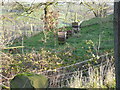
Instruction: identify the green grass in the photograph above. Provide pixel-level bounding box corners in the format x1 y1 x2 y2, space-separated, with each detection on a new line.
12 15 114 61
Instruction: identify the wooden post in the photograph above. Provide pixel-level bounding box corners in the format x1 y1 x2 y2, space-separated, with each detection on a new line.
72 22 79 33
31 24 33 36
58 31 67 45
114 1 120 89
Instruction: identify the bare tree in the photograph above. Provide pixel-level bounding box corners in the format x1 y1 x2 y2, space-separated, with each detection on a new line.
82 1 109 17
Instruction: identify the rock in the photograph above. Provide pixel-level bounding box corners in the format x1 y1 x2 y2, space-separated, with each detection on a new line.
10 73 48 89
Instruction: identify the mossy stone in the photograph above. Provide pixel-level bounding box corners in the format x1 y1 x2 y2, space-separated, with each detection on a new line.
10 73 48 89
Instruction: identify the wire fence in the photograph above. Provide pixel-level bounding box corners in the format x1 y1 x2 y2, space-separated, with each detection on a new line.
47 53 115 88
0 52 114 88
39 53 113 75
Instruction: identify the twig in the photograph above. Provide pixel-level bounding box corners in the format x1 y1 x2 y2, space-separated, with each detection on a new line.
0 83 10 89
0 74 13 80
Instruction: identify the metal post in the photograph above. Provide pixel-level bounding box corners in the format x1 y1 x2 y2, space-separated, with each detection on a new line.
114 1 120 89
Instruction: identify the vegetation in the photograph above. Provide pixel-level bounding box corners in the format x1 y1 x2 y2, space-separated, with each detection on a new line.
12 15 114 60
68 57 115 88
1 1 115 89
82 1 109 17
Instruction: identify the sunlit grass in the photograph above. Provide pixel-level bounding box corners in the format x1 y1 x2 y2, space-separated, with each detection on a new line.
12 15 114 62
67 56 115 88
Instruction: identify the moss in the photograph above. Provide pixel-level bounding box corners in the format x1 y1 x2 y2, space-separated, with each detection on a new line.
10 73 48 88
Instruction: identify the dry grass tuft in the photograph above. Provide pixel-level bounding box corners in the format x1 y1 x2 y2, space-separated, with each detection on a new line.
67 56 115 88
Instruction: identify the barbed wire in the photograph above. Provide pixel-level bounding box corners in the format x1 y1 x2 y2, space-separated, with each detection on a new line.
51 60 113 77
0 53 114 88
39 52 113 74
50 59 115 84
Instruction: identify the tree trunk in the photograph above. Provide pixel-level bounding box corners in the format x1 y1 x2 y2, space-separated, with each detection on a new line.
44 6 49 30
114 1 120 89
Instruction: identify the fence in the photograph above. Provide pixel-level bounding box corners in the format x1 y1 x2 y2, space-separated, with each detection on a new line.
45 53 114 88
39 53 113 74
0 52 114 88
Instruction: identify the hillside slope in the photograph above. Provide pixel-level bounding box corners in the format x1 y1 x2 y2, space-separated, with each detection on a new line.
13 15 114 62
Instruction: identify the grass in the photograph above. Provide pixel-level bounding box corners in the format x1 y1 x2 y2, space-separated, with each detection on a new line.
12 15 114 62
67 56 115 88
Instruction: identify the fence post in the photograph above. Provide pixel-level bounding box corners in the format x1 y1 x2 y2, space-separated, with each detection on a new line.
114 1 120 89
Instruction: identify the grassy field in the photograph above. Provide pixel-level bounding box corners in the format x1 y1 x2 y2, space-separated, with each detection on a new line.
11 15 114 63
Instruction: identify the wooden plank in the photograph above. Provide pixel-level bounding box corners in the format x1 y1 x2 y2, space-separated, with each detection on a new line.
2 46 24 50
114 1 120 89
